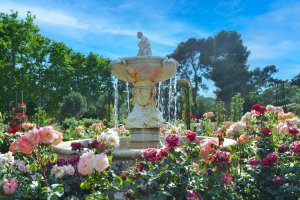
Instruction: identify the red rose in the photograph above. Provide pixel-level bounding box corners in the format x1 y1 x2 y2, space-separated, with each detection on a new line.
273 176 283 186
288 127 299 137
67 155 79 166
165 134 180 148
252 104 266 115
261 128 271 137
212 150 230 163
156 147 169 160
278 144 288 153
142 148 158 162
262 152 279 168
249 157 261 168
289 141 300 155
186 131 198 142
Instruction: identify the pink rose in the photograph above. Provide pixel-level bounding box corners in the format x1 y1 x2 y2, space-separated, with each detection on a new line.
52 131 63 145
221 173 234 187
238 134 250 144
25 128 40 145
142 148 158 162
165 134 180 148
289 141 300 155
39 126 56 144
93 153 109 172
3 180 18 195
77 157 94 175
186 131 198 142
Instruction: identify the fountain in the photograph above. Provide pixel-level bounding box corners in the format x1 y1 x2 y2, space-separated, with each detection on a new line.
110 32 179 149
54 32 237 163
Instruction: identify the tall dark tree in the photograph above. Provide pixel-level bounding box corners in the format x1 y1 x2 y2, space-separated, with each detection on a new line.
169 38 210 117
291 73 300 86
249 65 278 91
208 30 250 106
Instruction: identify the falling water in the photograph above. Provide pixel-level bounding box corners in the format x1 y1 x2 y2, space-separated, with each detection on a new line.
157 82 162 109
168 78 173 122
174 75 177 121
126 82 130 113
114 78 118 127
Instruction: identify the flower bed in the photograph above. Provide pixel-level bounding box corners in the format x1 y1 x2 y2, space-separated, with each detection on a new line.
0 104 299 199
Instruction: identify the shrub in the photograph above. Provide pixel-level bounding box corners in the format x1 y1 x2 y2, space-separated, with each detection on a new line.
62 117 80 130
60 92 87 119
286 103 300 116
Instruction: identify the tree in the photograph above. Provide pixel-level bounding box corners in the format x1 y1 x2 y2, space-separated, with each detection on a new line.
169 38 210 117
208 30 250 106
291 73 300 86
60 92 87 119
249 65 278 92
0 11 41 111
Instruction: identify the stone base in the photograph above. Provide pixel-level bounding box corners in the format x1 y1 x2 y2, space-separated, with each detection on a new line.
129 128 161 149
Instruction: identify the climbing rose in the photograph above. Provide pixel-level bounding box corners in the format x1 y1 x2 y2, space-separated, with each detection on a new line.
249 157 261 168
3 180 18 195
142 148 158 162
262 152 279 168
186 131 198 142
289 141 300 155
186 191 204 200
165 134 180 148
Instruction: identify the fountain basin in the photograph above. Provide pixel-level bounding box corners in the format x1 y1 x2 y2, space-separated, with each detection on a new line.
110 56 178 84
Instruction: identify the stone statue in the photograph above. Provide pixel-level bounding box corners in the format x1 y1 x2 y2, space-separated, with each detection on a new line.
137 32 152 56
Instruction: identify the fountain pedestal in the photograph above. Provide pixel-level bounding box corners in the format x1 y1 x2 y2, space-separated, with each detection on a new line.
110 56 179 150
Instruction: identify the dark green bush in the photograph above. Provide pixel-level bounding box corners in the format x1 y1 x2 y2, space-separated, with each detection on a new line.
60 92 87 119
286 103 300 116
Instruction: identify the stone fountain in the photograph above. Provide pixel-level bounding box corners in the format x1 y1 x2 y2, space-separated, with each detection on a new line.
53 32 237 162
110 32 179 150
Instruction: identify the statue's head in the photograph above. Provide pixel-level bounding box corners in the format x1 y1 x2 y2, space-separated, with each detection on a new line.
137 32 143 39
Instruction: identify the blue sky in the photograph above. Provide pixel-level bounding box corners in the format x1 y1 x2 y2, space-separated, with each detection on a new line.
1 0 299 96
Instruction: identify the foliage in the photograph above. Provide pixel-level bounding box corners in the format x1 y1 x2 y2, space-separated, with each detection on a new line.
215 101 226 125
32 107 53 127
230 93 245 122
60 92 87 119
286 103 300 116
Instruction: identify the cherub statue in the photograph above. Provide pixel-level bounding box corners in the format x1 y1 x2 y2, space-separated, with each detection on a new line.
137 32 152 56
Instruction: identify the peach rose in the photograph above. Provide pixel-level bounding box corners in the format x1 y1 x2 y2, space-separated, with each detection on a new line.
18 135 35 154
25 128 40 145
39 126 57 144
52 131 63 146
9 140 19 153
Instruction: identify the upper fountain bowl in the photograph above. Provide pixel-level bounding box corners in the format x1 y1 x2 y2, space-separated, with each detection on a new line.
110 56 179 84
